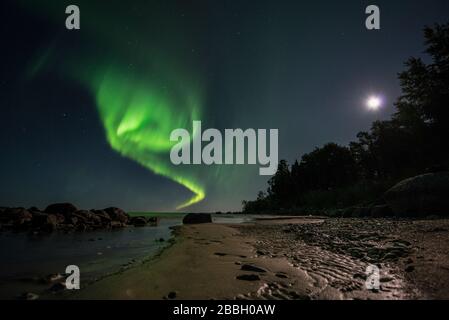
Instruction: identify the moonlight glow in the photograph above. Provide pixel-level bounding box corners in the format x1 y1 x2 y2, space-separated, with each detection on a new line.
366 96 382 111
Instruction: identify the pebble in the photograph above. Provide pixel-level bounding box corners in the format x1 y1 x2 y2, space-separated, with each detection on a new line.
240 264 267 273
236 274 261 281
19 292 39 300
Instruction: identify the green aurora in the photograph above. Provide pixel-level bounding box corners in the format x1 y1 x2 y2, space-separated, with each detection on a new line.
93 67 205 209
22 1 208 209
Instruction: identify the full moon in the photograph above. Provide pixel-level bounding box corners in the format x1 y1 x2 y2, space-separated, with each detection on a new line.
366 96 382 111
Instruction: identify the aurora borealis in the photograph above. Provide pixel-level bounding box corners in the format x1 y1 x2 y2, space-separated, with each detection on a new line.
18 0 210 209
93 67 205 209
1 0 449 212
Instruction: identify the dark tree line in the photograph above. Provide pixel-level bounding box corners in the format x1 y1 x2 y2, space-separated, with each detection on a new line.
243 23 449 214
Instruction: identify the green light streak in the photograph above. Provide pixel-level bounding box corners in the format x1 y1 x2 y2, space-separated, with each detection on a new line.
93 68 205 210
20 0 208 210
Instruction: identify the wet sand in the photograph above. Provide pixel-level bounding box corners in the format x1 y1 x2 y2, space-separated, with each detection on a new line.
70 217 449 300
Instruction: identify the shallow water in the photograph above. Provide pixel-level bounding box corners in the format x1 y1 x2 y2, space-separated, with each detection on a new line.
0 217 180 297
0 213 256 298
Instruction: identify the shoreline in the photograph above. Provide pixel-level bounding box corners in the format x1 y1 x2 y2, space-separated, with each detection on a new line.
68 217 449 300
71 223 281 300
2 216 448 300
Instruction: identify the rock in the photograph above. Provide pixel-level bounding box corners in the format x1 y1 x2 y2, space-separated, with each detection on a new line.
167 291 177 299
104 207 129 223
65 216 79 226
240 264 267 273
90 214 102 227
148 217 159 226
93 210 112 224
41 221 57 233
275 273 289 279
74 210 93 220
353 273 367 281
130 216 148 227
76 223 88 232
32 213 58 232
236 274 261 281
6 208 33 230
370 205 394 218
44 273 65 283
384 172 449 217
110 221 125 229
1 207 32 223
72 213 88 224
182 213 212 224
214 252 227 256
44 203 78 215
0 205 153 233
380 276 394 283
19 292 39 300
55 214 66 224
49 282 66 292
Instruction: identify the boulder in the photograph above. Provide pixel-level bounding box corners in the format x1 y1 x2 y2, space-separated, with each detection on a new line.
130 216 148 227
76 223 88 232
148 217 159 226
384 172 449 217
104 207 129 223
0 208 32 223
49 282 66 292
72 211 91 225
182 213 212 224
32 213 58 232
90 214 102 227
110 221 125 229
74 210 92 219
54 214 66 224
12 211 33 230
65 216 79 226
93 210 112 224
44 203 78 215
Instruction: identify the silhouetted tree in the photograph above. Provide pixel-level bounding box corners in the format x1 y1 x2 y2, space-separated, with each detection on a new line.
350 120 418 180
298 143 358 191
394 23 449 170
243 23 449 214
267 160 293 209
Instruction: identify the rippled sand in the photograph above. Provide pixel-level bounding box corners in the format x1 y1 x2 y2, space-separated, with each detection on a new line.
69 217 449 300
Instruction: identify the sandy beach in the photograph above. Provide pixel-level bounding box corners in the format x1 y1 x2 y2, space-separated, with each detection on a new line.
70 217 449 300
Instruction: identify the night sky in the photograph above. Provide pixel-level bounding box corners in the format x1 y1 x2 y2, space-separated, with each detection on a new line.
1 0 448 212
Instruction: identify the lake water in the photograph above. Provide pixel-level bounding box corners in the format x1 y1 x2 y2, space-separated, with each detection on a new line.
0 213 255 299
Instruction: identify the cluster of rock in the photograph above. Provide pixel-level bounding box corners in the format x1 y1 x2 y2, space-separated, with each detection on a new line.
328 172 449 218
0 203 157 233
